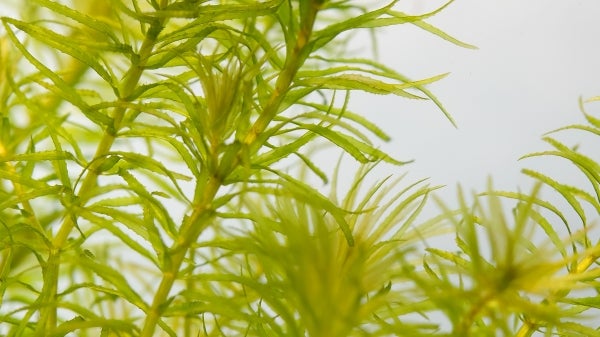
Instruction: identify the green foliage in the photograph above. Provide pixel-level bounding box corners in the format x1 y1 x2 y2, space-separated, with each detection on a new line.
0 1 598 336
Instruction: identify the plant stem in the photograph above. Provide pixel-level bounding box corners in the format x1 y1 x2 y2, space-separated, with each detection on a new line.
140 174 221 337
33 17 166 335
139 3 323 335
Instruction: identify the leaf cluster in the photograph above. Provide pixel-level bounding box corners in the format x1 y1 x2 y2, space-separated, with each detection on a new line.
0 1 598 337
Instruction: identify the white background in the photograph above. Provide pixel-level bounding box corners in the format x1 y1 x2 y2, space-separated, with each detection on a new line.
353 0 600 204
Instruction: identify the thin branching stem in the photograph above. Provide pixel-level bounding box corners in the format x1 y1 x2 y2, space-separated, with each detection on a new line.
139 3 324 335
33 15 168 335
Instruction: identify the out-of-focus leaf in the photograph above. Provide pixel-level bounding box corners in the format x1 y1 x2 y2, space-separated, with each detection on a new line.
50 317 138 337
0 151 76 164
4 18 114 85
483 191 572 234
148 0 282 19
522 169 587 225
266 168 354 246
0 186 63 210
2 21 111 127
296 73 448 99
556 321 600 337
75 249 149 312
33 0 121 43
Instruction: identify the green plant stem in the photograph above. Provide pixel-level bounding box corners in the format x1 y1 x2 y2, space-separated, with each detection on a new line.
140 174 221 337
242 0 319 149
139 3 323 336
32 17 166 336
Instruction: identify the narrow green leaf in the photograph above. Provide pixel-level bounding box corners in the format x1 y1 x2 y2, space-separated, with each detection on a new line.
343 133 409 166
545 124 600 138
33 0 120 43
142 201 168 269
87 196 142 208
302 104 391 141
0 170 49 190
426 248 471 270
296 73 442 99
51 317 138 337
557 322 600 337
75 245 150 312
410 20 477 49
483 190 573 236
80 208 159 268
311 2 397 50
523 137 600 202
312 56 457 127
561 297 600 309
149 0 282 19
0 186 63 210
110 150 191 200
0 150 76 163
266 168 354 246
147 25 219 69
253 131 317 168
294 123 368 162
2 20 109 126
4 18 114 85
95 155 122 173
580 96 600 128
528 208 568 259
117 168 178 236
120 127 201 178
522 169 587 225
294 151 328 184
281 110 376 144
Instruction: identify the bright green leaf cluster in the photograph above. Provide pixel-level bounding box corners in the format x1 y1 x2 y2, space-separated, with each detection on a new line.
1 1 599 337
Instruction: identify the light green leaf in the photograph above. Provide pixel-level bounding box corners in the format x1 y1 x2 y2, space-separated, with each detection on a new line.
409 20 477 49
75 228 156 308
311 1 397 50
110 151 191 196
51 318 137 337
265 168 354 246
528 208 568 259
312 56 457 127
426 248 471 270
148 0 282 19
557 322 600 337
80 208 160 268
343 133 409 166
0 170 49 190
580 96 600 128
294 151 329 184
302 103 391 141
522 169 587 225
117 168 178 237
0 186 63 210
4 18 114 85
545 124 600 138
522 137 600 201
483 190 573 236
2 20 110 127
0 150 75 164
33 0 120 43
120 127 201 178
296 73 441 99
561 297 600 309
253 131 317 168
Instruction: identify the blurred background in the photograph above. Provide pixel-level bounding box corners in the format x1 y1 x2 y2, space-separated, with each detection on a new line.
350 0 600 204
